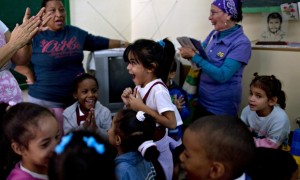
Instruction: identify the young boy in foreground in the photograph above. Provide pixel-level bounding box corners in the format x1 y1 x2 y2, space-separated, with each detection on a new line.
180 115 256 180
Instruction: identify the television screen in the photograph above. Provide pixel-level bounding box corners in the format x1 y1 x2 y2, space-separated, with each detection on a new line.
108 56 134 103
88 48 135 114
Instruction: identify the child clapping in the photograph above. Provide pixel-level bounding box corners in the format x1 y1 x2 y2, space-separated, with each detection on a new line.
63 73 112 140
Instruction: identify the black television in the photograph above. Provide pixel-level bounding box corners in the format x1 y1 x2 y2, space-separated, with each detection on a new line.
86 48 135 114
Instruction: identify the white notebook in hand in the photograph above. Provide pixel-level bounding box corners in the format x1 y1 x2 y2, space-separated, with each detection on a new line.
177 36 208 70
177 36 208 60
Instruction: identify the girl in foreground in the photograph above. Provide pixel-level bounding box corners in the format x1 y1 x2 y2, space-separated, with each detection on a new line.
0 102 59 180
108 109 165 180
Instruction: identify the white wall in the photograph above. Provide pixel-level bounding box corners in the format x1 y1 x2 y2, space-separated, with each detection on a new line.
70 0 300 129
70 0 300 44
70 0 131 41
131 0 211 43
70 0 212 48
70 0 131 68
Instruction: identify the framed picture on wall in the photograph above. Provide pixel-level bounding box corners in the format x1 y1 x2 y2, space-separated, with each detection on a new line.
259 12 288 42
280 3 299 20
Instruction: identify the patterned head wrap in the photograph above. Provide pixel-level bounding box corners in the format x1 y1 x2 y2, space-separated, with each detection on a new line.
212 0 238 19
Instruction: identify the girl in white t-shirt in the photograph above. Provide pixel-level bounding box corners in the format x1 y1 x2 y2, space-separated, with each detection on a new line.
121 38 179 180
241 73 290 149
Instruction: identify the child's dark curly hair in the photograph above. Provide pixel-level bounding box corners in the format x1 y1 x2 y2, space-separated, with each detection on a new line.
250 72 286 109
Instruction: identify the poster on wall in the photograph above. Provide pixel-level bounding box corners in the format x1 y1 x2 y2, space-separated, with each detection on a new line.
259 12 288 42
280 3 299 20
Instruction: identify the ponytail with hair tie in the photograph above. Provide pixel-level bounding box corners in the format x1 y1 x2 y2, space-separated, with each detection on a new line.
157 40 165 48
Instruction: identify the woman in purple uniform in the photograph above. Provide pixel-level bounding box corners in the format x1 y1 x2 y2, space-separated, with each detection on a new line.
179 0 251 119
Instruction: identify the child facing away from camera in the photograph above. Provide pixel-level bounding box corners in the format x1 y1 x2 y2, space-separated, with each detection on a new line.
246 147 298 180
240 73 290 149
180 115 256 180
0 102 60 180
121 38 180 180
108 109 166 180
63 73 112 140
48 130 116 180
